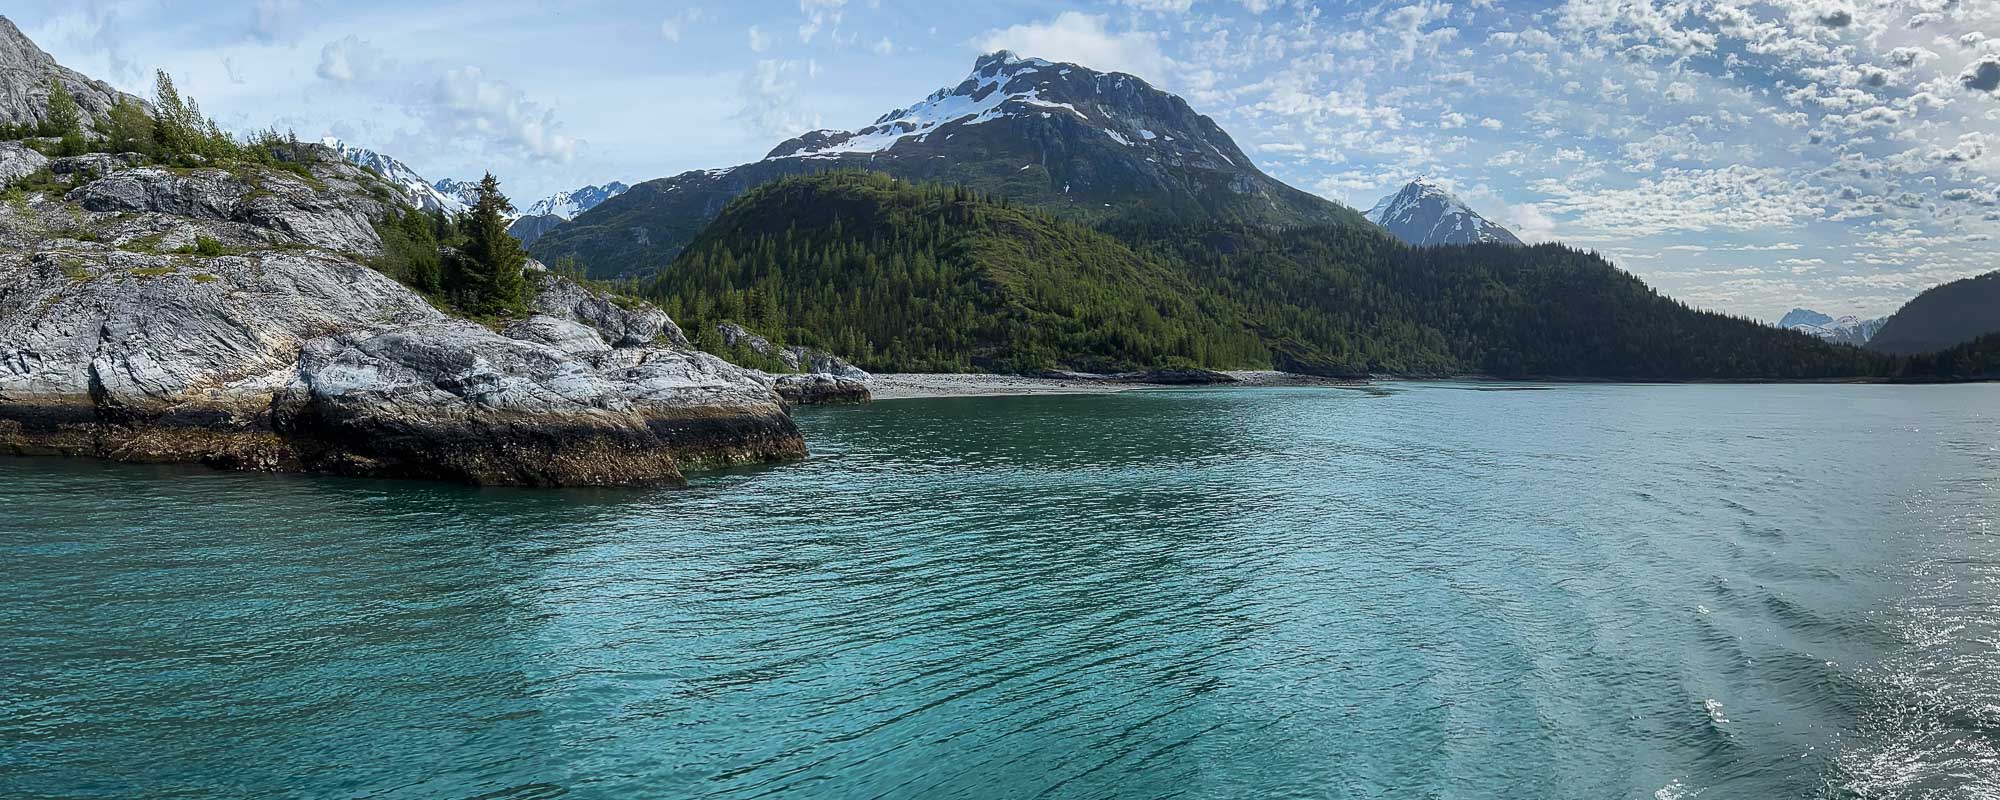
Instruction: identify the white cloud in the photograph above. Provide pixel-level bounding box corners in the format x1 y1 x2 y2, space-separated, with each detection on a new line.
737 59 821 139
1119 0 1196 12
425 67 580 163
976 12 1169 80
749 25 773 53
660 10 703 44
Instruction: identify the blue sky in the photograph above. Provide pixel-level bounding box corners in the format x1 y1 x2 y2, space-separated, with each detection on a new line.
14 0 2000 321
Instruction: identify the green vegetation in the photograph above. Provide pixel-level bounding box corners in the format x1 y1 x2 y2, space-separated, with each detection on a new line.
643 171 1906 380
648 172 1264 373
1867 270 2000 356
44 80 87 156
3 71 317 188
371 175 532 318
454 174 530 316
182 235 228 257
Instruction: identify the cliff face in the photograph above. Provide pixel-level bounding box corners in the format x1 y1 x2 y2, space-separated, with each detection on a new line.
0 144 804 487
0 17 142 129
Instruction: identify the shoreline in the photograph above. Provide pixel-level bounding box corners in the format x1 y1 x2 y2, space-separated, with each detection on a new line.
865 371 1363 401
861 371 2000 401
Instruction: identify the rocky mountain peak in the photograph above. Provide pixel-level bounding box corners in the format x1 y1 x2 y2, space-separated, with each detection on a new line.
0 15 143 129
762 51 1251 174
1366 178 1523 247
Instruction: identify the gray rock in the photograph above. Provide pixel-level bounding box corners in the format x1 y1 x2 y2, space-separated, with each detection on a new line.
0 16 144 130
716 321 797 370
48 152 146 177
716 321 871 380
0 140 46 186
503 314 613 355
529 271 687 347
276 322 800 485
791 347 871 380
68 166 383 254
773 373 871 405
0 155 805 487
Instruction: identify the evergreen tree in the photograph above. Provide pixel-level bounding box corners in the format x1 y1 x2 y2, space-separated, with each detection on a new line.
43 79 82 137
43 79 86 155
105 97 154 157
461 172 529 315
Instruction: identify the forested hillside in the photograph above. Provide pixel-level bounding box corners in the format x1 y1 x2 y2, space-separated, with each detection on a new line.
1867 271 2000 356
643 172 1901 380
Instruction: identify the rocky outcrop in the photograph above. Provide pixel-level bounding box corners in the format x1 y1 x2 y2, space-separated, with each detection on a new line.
530 271 687 347
1 147 804 487
69 165 386 254
772 374 871 405
716 321 871 380
0 140 46 184
275 323 801 486
0 16 143 130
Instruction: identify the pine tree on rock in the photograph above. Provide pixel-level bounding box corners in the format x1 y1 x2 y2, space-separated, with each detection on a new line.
461 172 529 316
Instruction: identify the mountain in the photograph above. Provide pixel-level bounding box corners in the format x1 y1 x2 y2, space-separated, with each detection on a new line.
1778 308 1884 346
532 51 1371 278
525 182 629 218
510 182 629 246
322 138 469 215
0 16 141 130
317 138 627 246
1868 271 2000 355
431 177 481 209
1365 178 1523 246
642 171 1892 380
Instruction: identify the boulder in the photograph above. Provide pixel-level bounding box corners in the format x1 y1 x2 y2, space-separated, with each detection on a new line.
0 140 46 186
773 373 872 405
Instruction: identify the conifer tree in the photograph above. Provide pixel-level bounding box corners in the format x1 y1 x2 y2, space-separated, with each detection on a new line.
43 79 82 137
105 98 154 156
462 172 528 315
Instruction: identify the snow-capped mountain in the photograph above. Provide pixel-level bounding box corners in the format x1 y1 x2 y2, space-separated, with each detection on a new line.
1779 308 1884 346
430 177 482 211
531 50 1367 277
1366 178 1523 246
319 138 627 246
321 138 469 215
524 183 629 220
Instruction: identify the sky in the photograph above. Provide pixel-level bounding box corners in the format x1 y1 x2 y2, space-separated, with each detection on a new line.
14 0 2000 321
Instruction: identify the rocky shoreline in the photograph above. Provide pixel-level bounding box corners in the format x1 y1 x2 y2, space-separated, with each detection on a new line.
0 142 812 487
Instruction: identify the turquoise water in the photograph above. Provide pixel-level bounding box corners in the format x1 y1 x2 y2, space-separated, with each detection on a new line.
3 383 1998 799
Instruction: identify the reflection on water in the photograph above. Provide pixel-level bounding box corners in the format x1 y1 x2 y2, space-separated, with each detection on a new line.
2 383 1997 799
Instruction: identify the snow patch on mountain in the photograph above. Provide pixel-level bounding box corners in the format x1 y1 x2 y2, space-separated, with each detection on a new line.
524 183 630 221
323 138 468 215
1780 308 1884 346
765 51 1138 161
1366 178 1523 247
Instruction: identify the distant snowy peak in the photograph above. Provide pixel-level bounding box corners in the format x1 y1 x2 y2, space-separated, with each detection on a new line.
321 137 468 215
1366 178 1522 247
761 50 1243 171
524 182 630 220
1781 308 1884 346
430 177 482 210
